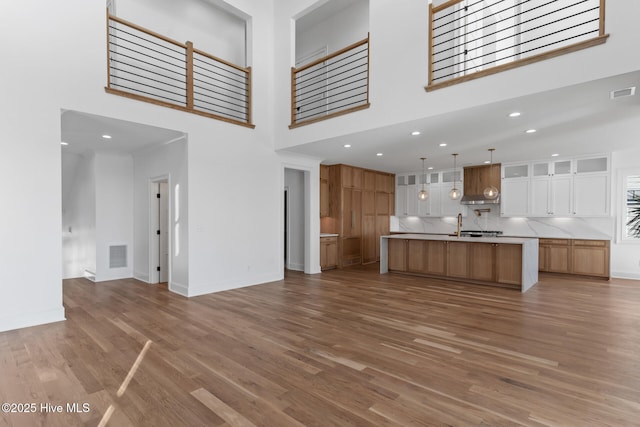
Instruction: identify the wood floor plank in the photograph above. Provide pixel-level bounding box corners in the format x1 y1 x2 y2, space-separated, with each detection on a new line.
1 266 639 426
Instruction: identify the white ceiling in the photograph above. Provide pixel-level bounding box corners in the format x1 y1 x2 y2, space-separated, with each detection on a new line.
60 70 640 175
61 110 185 155
280 70 640 174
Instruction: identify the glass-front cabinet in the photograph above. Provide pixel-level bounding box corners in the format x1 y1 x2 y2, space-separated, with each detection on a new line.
501 155 610 217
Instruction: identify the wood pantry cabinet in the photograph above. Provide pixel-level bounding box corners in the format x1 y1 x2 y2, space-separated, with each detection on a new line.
538 238 610 278
321 164 395 268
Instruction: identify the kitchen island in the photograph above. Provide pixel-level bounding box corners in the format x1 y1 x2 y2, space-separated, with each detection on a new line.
380 234 539 292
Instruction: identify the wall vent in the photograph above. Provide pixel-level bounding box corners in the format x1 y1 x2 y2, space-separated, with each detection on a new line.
610 86 636 99
109 245 127 268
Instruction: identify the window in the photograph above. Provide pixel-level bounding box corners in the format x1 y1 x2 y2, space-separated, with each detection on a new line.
625 174 640 240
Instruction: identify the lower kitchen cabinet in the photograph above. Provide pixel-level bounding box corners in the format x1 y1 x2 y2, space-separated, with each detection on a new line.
572 240 610 278
320 236 337 270
539 238 609 278
388 239 407 271
495 244 523 285
539 239 572 274
446 241 470 279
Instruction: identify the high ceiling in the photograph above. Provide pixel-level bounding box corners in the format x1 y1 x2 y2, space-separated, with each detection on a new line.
60 70 640 175
280 70 640 174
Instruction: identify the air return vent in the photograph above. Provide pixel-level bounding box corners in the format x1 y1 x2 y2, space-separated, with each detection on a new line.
109 245 127 268
610 86 636 99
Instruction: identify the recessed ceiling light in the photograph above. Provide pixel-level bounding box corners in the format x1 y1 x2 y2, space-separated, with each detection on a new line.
551 153 559 157
61 141 69 146
525 129 537 134
102 134 112 139
509 112 521 117
376 153 383 157
484 160 491 164
343 144 351 148
427 167 434 170
439 143 447 147
411 131 421 136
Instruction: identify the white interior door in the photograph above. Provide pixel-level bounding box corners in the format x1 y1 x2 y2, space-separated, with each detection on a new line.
159 181 169 282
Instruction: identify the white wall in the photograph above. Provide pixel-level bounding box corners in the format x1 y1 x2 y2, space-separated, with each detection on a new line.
133 139 189 294
62 152 97 279
284 168 305 271
115 0 247 66
94 153 134 281
296 0 369 60
0 0 288 330
274 0 640 151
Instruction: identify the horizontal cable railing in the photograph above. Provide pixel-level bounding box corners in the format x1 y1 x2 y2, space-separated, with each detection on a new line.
106 13 253 128
427 0 608 91
290 35 370 128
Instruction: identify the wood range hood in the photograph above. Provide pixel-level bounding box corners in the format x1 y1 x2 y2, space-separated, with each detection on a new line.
461 164 502 205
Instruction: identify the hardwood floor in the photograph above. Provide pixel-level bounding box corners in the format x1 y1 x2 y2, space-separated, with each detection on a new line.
1 265 639 426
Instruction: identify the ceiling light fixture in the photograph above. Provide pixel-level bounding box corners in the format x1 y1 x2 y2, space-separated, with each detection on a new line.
61 141 69 146
439 143 447 147
102 134 112 139
483 148 499 200
525 129 537 134
551 153 559 157
376 153 383 157
449 153 461 200
418 157 428 201
411 131 421 136
343 144 351 148
509 112 521 117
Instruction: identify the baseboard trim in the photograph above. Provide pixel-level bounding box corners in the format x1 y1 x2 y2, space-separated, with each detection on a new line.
169 281 189 297
611 271 640 280
0 307 66 333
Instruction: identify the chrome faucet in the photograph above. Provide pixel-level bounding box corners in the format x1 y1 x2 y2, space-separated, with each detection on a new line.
456 213 462 238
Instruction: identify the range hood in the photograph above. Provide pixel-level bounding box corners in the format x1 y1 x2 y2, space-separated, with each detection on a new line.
460 194 501 205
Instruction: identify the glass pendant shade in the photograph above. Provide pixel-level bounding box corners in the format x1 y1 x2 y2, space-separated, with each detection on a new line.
417 157 428 200
449 153 460 200
483 148 499 200
483 185 499 199
449 187 461 200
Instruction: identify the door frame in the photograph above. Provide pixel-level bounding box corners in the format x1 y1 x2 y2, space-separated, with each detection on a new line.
149 175 172 284
281 157 321 274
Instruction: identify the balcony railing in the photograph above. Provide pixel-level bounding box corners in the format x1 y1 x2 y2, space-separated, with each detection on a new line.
290 35 370 128
427 0 608 91
106 13 253 128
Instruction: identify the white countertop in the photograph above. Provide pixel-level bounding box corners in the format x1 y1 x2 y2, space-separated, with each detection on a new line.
383 234 537 245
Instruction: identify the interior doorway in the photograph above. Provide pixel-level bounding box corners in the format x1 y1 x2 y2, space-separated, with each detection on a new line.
150 178 170 284
284 169 305 271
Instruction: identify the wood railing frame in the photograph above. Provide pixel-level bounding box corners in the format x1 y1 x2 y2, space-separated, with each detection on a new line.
426 0 609 92
290 34 370 129
105 12 254 128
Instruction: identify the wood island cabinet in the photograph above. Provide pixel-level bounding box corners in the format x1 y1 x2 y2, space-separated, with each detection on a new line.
383 236 538 291
446 241 470 279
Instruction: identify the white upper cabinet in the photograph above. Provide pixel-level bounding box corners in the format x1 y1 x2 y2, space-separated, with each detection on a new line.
501 164 530 216
501 155 610 218
395 170 466 217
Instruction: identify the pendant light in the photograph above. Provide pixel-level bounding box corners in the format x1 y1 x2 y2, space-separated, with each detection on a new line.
418 157 428 201
449 153 461 200
483 148 499 200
